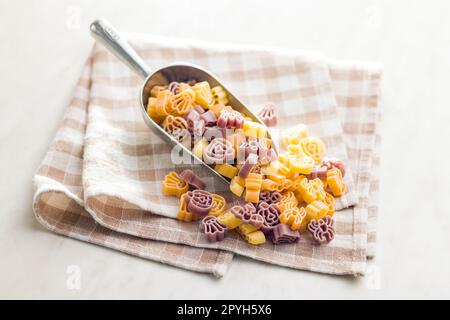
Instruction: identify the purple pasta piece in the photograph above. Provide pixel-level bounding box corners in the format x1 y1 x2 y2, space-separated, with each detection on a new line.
185 108 206 138
307 158 346 179
247 140 260 157
270 191 282 204
270 223 300 244
259 191 272 204
307 216 335 244
179 169 206 190
185 190 213 216
322 158 346 177
258 191 282 205
185 108 200 125
217 110 244 129
256 201 280 234
200 110 217 126
258 145 268 162
249 214 265 227
203 138 235 165
203 127 232 141
187 79 197 87
238 153 258 178
306 165 328 180
238 139 258 161
230 202 263 227
216 113 227 128
238 139 271 163
308 166 327 180
193 105 205 114
168 81 180 95
193 119 206 137
258 102 277 127
201 215 227 242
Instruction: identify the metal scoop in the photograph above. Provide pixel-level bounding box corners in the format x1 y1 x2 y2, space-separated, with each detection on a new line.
90 18 277 185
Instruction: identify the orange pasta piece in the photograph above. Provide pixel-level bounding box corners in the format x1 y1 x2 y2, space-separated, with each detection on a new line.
162 171 189 198
326 168 346 197
177 193 197 222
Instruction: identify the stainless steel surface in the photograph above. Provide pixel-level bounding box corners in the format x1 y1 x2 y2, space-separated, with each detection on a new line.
89 18 277 186
90 19 150 79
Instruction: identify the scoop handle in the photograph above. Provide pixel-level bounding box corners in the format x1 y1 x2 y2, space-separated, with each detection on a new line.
90 19 150 79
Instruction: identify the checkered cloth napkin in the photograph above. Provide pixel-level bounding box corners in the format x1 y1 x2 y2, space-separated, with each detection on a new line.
33 34 382 277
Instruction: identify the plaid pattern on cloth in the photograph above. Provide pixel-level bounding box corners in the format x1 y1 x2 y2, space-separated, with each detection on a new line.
33 34 382 277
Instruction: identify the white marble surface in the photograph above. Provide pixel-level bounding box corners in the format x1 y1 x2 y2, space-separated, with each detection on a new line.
1 0 450 299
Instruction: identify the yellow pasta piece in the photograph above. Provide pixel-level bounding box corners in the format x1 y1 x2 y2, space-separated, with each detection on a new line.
282 124 309 147
178 82 191 92
172 88 195 116
215 163 238 179
230 176 245 197
286 144 304 157
208 194 227 217
244 189 260 203
279 179 293 191
227 131 246 156
289 175 305 192
300 136 326 163
211 86 229 105
162 171 189 198
305 200 329 221
257 125 267 139
294 190 304 204
146 97 165 123
217 211 242 229
268 161 290 176
245 230 266 245
267 173 286 182
279 205 306 231
323 192 335 217
193 81 213 109
210 103 233 118
277 191 299 213
326 168 346 197
279 150 314 175
242 121 266 139
237 223 259 236
245 173 262 190
193 138 209 160
311 178 326 201
298 177 326 203
177 193 197 222
155 89 174 116
288 155 315 175
150 85 166 98
242 121 259 139
261 179 278 191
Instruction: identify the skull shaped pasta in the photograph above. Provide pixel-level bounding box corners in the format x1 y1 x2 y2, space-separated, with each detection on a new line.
256 201 280 234
185 190 213 216
258 191 282 205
